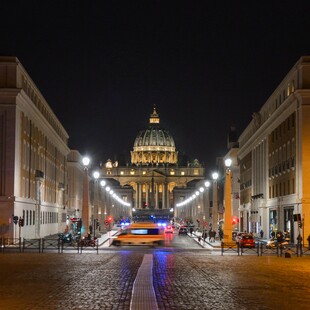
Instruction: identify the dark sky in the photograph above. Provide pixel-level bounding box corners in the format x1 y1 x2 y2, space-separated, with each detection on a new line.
2 1 310 171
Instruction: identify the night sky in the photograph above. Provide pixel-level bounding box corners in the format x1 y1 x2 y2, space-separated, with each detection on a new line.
2 1 310 172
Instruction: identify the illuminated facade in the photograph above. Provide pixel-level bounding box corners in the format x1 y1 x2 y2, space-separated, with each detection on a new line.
0 57 70 239
100 107 205 217
238 56 310 241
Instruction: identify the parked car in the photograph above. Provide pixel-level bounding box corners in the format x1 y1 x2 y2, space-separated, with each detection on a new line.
165 225 174 233
178 227 188 235
237 234 255 248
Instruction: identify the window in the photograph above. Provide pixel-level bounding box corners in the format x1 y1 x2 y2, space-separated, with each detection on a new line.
292 114 295 127
287 83 290 96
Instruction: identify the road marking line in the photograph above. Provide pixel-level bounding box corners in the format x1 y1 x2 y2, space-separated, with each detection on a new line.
130 254 158 310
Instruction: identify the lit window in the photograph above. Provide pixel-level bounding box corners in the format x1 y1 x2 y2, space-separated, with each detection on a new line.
142 171 146 175
130 170 135 175
120 171 124 175
181 171 185 175
287 83 290 96
170 170 175 175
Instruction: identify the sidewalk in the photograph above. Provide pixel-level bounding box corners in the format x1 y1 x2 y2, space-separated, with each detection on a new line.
190 231 271 249
190 231 222 249
96 227 119 247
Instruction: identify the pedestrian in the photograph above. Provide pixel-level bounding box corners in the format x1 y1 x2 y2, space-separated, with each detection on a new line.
219 229 223 241
189 227 193 235
211 230 216 242
203 230 207 242
260 230 264 238
209 229 212 242
297 234 302 244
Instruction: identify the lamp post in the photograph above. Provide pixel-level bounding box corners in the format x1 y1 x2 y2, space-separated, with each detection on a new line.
93 171 100 238
224 158 233 242
198 186 205 228
81 156 90 236
204 180 211 229
100 180 106 230
212 172 219 230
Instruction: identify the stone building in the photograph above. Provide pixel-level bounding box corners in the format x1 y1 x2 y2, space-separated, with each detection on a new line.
238 56 310 241
99 106 205 221
0 57 70 239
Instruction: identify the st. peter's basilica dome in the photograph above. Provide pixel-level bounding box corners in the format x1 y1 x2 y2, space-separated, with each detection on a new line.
131 106 178 165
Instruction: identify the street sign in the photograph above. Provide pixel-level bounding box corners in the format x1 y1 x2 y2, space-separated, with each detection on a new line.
104 220 109 226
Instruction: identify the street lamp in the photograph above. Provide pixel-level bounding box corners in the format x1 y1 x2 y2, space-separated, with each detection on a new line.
93 171 100 237
204 180 211 229
81 156 90 236
224 158 232 242
99 179 106 231
212 172 219 230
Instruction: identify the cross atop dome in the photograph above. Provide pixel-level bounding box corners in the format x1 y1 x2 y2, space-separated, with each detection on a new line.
149 105 160 124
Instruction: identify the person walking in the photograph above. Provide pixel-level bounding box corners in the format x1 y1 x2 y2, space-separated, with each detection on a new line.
210 230 216 242
219 229 223 241
189 227 193 235
203 230 207 242
209 228 212 242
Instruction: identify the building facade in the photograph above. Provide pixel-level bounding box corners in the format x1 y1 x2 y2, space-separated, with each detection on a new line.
238 56 310 241
99 107 205 221
0 57 70 239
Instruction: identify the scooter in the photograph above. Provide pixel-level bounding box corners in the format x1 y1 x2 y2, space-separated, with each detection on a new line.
80 236 97 247
59 233 73 244
266 234 289 249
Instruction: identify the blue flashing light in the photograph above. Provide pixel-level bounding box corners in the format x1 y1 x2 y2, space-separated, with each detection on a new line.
157 222 167 227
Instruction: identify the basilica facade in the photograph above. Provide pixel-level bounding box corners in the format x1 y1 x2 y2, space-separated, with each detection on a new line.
99 107 205 218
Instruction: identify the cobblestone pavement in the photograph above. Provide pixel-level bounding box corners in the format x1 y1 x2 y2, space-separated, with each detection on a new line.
0 250 309 309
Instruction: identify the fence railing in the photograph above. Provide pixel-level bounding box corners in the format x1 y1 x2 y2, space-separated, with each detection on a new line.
221 241 308 257
0 238 22 252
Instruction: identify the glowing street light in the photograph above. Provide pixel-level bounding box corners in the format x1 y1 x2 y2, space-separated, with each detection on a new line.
93 171 100 237
212 172 219 230
224 158 233 242
81 156 90 236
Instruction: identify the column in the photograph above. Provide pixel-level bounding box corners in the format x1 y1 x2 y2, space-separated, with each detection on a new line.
146 184 149 208
138 183 142 209
162 183 166 209
135 182 139 209
155 183 159 209
166 183 170 209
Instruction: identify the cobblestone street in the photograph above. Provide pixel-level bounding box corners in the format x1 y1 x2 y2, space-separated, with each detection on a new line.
0 251 309 309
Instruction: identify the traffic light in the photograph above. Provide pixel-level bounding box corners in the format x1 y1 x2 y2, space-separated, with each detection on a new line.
108 216 113 223
18 217 24 227
13 216 18 224
232 216 239 225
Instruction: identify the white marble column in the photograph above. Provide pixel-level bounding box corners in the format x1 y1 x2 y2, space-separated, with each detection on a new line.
146 184 149 208
138 183 142 209
155 183 159 209
135 183 139 209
